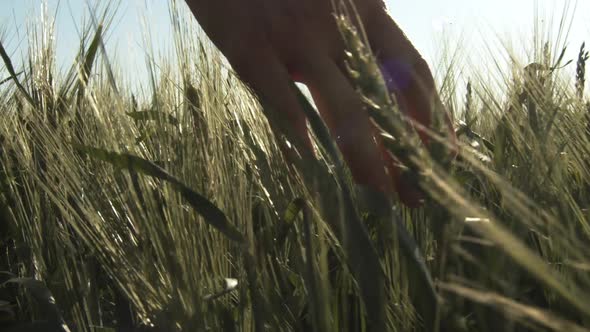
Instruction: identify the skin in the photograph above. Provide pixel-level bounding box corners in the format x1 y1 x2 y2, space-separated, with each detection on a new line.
184 0 451 203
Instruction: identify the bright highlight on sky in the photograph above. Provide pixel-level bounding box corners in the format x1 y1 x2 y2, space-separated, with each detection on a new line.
1 0 589 89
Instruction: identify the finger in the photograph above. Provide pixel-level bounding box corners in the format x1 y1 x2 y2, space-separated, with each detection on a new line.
301 55 392 193
373 122 424 207
228 47 312 156
365 8 456 205
365 8 456 149
365 7 444 144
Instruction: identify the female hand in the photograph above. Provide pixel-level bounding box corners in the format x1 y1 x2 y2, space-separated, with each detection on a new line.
185 0 452 204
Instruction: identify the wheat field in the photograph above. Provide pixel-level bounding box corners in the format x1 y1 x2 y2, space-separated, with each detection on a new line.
1 2 589 332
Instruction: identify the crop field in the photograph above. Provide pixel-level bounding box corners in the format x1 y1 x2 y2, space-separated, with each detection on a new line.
0 2 589 331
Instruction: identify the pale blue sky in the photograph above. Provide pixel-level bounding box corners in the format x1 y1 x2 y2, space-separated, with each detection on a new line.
1 0 589 90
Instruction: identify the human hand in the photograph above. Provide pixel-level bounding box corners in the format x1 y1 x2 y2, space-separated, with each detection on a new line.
185 0 453 205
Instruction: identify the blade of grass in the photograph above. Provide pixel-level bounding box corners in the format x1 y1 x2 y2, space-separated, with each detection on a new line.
74 24 103 103
73 144 245 244
0 41 35 108
294 84 387 331
440 282 590 332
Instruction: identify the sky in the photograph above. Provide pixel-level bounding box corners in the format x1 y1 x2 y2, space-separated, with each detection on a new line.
1 0 589 91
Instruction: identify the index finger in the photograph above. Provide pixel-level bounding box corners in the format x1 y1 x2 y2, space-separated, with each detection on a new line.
300 54 393 193
364 6 442 142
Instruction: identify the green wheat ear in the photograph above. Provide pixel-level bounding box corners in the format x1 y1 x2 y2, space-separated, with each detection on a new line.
576 42 589 100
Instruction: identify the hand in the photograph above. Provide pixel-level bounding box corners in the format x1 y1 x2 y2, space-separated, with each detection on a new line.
185 0 452 204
